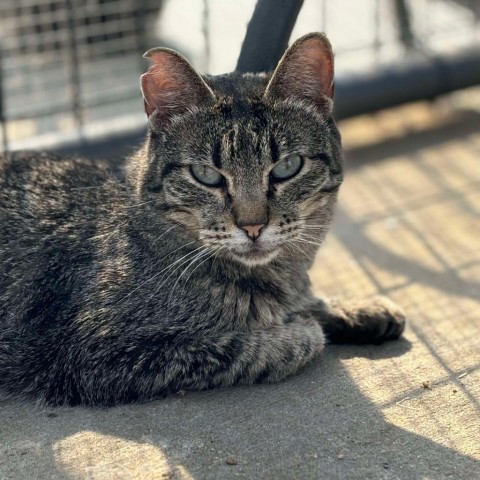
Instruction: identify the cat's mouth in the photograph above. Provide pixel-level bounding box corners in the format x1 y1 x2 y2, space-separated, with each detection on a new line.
229 245 280 266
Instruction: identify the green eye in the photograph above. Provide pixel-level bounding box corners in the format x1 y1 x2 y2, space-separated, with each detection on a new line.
190 164 224 187
271 155 303 181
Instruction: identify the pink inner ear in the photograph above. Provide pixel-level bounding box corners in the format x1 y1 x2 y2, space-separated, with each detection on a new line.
141 49 214 124
266 35 335 107
141 55 190 117
290 38 334 98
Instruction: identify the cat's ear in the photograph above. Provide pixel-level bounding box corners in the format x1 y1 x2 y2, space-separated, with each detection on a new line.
264 33 334 112
141 48 215 128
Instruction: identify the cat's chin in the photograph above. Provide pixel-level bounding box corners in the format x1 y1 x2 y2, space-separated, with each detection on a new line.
229 247 280 267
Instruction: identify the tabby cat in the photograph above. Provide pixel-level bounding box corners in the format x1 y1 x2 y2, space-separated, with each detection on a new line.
0 33 405 406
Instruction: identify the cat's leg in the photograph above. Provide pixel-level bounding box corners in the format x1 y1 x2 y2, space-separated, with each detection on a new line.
36 314 325 405
155 314 325 392
305 297 406 345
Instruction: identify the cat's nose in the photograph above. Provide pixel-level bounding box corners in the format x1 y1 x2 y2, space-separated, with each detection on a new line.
241 224 265 241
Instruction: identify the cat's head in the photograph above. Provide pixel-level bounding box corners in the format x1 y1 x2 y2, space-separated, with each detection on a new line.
136 33 343 267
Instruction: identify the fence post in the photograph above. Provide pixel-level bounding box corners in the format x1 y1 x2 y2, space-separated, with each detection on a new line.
236 0 304 73
64 0 84 144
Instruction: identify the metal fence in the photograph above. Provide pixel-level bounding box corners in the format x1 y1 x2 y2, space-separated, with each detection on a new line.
0 0 162 153
0 0 479 155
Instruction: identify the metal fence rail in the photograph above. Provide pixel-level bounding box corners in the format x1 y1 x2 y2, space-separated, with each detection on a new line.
238 0 480 120
0 0 162 152
0 0 479 155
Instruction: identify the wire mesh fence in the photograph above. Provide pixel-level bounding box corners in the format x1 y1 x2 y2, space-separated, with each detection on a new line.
0 0 479 153
0 0 162 152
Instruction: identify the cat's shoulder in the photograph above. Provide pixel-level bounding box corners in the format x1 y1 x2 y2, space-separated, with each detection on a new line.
1 150 110 175
0 150 121 189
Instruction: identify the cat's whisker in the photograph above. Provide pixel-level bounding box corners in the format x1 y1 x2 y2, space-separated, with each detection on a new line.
177 246 225 299
117 243 202 306
173 244 227 304
298 214 331 223
297 222 330 229
300 224 331 229
296 237 323 248
283 243 296 262
166 247 212 304
125 200 158 209
298 229 325 236
192 247 224 275
297 232 324 242
298 236 326 247
147 245 208 302
298 232 324 241
113 270 164 307
71 185 104 191
154 240 198 266
211 245 226 263
285 240 310 260
151 224 179 246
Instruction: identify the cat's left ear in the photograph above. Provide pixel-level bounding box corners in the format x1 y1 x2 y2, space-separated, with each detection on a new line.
264 33 334 113
141 48 215 128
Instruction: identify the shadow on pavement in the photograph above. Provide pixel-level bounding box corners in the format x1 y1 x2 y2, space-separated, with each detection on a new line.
1 339 478 479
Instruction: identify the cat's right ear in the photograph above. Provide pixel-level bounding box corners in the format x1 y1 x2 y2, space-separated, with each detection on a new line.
141 48 215 128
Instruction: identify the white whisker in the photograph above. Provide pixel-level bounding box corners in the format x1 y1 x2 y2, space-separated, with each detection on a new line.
114 241 199 306
167 248 211 304
296 236 323 247
152 224 179 246
186 246 225 284
283 243 296 262
298 232 323 241
174 247 224 302
125 200 157 209
301 224 331 229
147 245 207 302
286 240 310 259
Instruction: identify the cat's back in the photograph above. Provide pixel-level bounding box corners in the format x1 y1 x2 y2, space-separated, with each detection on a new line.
1 150 117 215
0 151 125 326
0 151 123 236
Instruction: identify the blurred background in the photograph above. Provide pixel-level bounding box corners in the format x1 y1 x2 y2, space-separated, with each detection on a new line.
1 2 479 477
1 0 480 153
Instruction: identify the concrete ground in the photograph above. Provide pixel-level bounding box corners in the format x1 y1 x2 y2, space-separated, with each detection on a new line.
1 100 479 479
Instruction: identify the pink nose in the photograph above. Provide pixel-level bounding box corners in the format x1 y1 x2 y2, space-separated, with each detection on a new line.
241 224 265 241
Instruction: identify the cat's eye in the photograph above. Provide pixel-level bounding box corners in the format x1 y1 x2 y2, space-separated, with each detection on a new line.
190 164 224 187
271 155 303 181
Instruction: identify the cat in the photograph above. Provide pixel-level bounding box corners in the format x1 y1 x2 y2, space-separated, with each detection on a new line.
0 33 405 406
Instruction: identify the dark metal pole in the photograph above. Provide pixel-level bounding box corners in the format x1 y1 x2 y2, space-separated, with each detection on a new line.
135 0 149 58
236 0 304 73
202 0 211 73
393 0 416 49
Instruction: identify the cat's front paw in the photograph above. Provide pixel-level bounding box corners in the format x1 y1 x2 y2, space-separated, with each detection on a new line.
324 296 406 345
359 296 406 342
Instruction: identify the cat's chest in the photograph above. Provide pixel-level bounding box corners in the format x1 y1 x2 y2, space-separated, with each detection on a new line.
216 276 301 330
